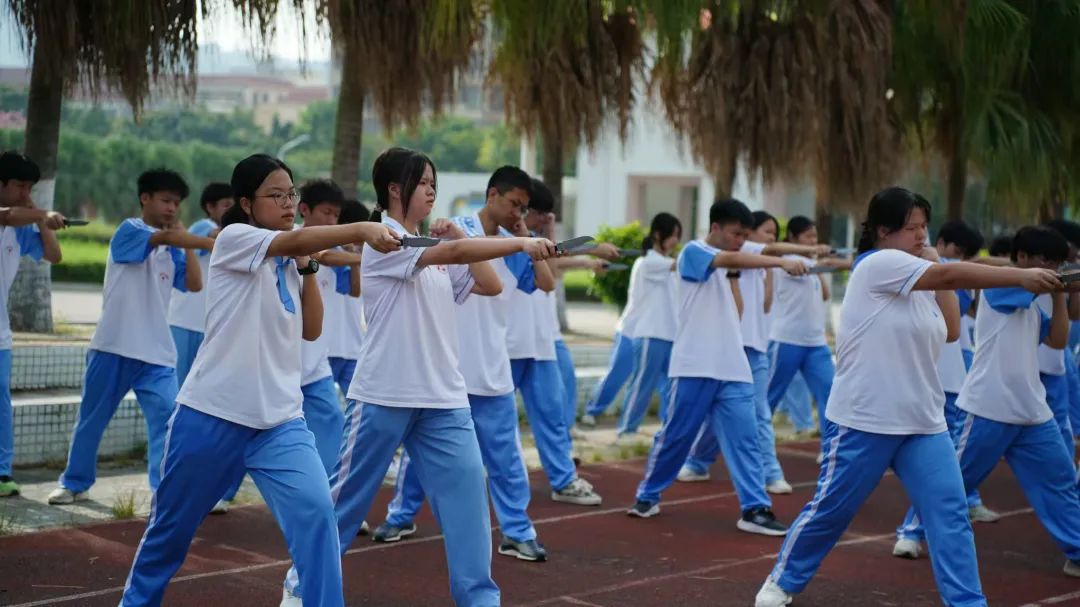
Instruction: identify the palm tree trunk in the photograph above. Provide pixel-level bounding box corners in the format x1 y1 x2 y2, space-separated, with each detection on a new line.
331 39 365 200
946 139 966 221
814 171 832 244
713 152 738 198
10 42 60 333
541 135 564 219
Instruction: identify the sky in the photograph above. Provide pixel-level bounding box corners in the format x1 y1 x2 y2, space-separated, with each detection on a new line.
0 3 332 68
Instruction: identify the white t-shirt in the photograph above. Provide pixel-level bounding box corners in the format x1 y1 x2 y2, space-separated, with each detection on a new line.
0 225 44 350
769 254 827 347
619 250 678 342
347 217 475 408
1036 294 1066 376
506 264 557 361
333 294 366 360
300 261 336 386
451 213 538 395
738 241 770 353
166 218 216 333
90 218 186 368
178 223 304 429
319 252 363 361
958 289 1052 425
825 249 946 435
668 240 752 383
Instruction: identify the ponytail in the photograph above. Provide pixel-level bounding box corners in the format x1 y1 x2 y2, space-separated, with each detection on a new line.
856 220 876 254
644 212 682 253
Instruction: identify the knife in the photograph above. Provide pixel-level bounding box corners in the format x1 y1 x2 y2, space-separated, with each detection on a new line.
398 236 441 248
807 266 840 274
1059 272 1080 285
63 218 90 226
604 263 629 271
555 235 595 254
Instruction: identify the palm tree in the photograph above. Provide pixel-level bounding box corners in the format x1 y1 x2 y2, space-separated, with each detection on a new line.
647 0 897 213
322 0 482 199
488 0 644 216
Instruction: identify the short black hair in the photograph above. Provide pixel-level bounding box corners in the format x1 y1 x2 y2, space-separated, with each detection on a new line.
936 219 984 259
1011 226 1068 264
138 168 189 199
338 200 371 224
199 182 233 214
300 179 345 209
709 198 753 228
529 178 555 214
0 151 40 185
785 216 815 241
1044 219 1080 250
857 187 932 254
487 166 533 198
988 234 1013 257
222 154 293 227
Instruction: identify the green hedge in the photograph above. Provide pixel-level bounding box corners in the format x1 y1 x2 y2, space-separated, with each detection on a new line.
53 235 108 284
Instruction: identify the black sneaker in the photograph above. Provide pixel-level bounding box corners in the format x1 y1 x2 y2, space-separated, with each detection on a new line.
372 522 417 543
627 500 660 518
737 507 788 537
498 537 548 562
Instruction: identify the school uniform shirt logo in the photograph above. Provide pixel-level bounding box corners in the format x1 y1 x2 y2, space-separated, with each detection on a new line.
435 265 448 273
5 246 12 254
159 271 170 282
320 278 330 289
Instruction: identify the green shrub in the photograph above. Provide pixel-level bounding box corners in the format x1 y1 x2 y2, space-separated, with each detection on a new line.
57 221 115 245
53 238 108 284
588 222 648 310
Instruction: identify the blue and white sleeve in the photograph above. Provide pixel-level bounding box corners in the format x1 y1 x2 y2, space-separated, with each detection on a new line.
169 247 188 292
109 219 155 264
983 287 1037 315
678 243 716 283
14 225 44 262
504 251 537 294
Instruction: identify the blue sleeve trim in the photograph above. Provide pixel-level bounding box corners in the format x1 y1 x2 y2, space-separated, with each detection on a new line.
110 219 155 264
333 264 352 294
15 225 43 261
678 242 716 283
505 251 537 294
169 247 188 292
983 287 1037 314
956 289 974 314
851 248 879 271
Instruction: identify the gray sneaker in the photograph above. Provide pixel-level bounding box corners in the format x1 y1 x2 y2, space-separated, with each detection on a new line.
552 477 602 506
968 504 1001 523
372 522 417 543
498 537 548 562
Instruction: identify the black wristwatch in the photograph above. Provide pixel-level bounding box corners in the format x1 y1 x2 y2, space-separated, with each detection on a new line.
726 270 741 279
297 258 320 276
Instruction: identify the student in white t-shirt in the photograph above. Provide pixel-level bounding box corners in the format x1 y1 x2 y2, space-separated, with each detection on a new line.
167 182 233 388
120 154 400 607
0 152 65 499
765 217 851 442
374 166 556 562
1045 220 1080 443
502 181 607 506
940 227 1080 579
49 170 215 506
607 213 681 439
755 187 1062 607
680 210 831 493
282 148 558 607
629 199 806 537
1035 225 1080 458
326 200 370 395
894 220 1000 554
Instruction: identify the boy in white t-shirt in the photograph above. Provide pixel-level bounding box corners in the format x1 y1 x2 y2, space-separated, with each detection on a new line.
326 200 370 395
947 227 1080 577
374 167 555 561
0 152 65 498
167 182 233 387
629 199 806 537
48 170 215 505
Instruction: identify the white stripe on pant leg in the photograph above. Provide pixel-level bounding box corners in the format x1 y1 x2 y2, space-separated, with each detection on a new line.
640 378 679 488
331 402 366 504
121 405 181 601
770 426 849 583
954 412 976 463
619 339 651 430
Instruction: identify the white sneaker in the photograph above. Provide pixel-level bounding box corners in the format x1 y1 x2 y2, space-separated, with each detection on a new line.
676 466 710 482
280 587 302 607
968 504 1001 523
47 487 88 505
209 499 230 515
766 479 793 495
892 537 922 559
1065 559 1080 578
580 414 597 427
754 579 793 607
815 452 824 465
552 477 602 506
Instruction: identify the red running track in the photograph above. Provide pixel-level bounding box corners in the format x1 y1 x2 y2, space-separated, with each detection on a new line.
1 441 1078 606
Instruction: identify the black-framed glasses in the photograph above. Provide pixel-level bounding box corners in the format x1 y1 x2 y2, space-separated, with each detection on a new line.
256 189 301 207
